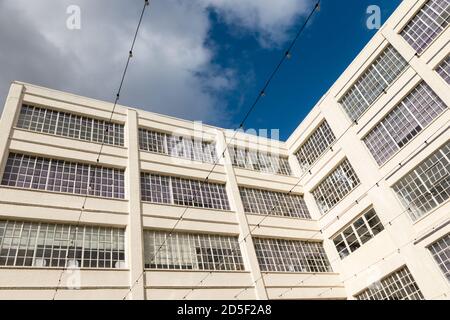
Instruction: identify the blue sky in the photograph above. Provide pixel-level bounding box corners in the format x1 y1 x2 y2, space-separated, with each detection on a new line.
207 0 402 140
0 0 402 141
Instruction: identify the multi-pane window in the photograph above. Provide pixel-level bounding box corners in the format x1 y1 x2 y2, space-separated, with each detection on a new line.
332 209 384 259
363 82 447 165
16 104 124 146
340 45 408 121
143 230 244 271
1 153 125 199
400 0 450 54
393 142 449 221
436 55 450 84
253 238 332 273
295 120 336 173
355 266 424 300
239 187 311 219
428 234 450 282
0 219 125 268
138 128 217 164
229 146 292 176
140 173 230 210
312 159 361 215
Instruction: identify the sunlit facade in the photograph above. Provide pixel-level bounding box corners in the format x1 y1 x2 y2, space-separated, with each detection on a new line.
0 0 448 299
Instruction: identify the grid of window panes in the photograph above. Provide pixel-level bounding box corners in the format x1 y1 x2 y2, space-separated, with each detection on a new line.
339 45 408 121
332 209 384 259
138 128 217 164
392 142 449 221
140 173 230 210
16 104 124 146
436 55 450 84
295 120 336 173
239 187 311 219
428 234 450 282
400 0 450 54
143 230 244 271
363 81 447 166
253 238 332 273
312 159 361 215
228 146 292 176
355 266 424 300
0 219 125 268
1 153 125 199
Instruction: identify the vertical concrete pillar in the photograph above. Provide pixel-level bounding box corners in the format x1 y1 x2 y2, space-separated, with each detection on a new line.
126 108 145 300
408 56 450 106
0 83 23 178
216 130 269 300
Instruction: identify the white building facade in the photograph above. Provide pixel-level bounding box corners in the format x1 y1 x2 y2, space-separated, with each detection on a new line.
0 0 448 300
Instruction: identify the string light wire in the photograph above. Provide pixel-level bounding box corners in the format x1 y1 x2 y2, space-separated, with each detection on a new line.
233 121 448 299
123 0 322 300
52 0 151 300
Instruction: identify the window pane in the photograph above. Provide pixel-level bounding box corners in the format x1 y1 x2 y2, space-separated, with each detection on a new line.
239 187 310 219
138 128 217 164
143 230 244 271
229 146 292 176
364 82 446 166
332 209 384 258
340 45 407 121
15 104 124 147
0 219 125 269
436 55 450 84
295 120 336 173
355 266 424 300
401 0 450 54
393 142 450 221
312 159 360 215
364 209 384 236
343 226 361 252
428 234 450 282
253 238 332 273
140 173 230 211
1 153 125 199
333 234 350 259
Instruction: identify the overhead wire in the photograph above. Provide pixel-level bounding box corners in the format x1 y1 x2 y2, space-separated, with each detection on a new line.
52 0 151 300
123 0 322 300
234 121 448 299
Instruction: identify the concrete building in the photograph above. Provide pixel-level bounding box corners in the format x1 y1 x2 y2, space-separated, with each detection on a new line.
0 0 448 300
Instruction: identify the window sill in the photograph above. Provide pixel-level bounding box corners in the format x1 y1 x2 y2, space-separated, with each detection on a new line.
233 165 294 179
0 185 128 202
141 200 234 213
144 269 249 273
245 212 313 222
261 271 338 275
139 149 220 167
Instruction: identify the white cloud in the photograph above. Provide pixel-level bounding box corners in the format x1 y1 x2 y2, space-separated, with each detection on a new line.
0 0 312 126
201 0 314 46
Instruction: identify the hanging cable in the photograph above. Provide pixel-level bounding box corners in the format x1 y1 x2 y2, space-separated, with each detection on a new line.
123 0 322 300
52 0 150 300
177 20 450 301
294 48 421 184
233 122 448 299
312 216 450 299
